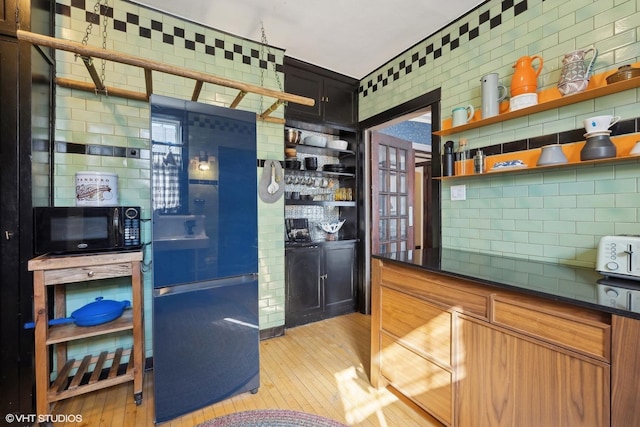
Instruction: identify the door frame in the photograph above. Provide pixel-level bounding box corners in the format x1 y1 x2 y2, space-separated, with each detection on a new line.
357 88 441 314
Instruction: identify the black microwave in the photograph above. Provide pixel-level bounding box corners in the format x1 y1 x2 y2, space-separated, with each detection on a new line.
34 206 142 255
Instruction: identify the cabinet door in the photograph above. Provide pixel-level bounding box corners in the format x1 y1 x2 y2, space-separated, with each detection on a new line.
323 78 357 128
284 65 323 121
0 0 16 35
323 243 356 311
285 246 322 327
457 317 610 427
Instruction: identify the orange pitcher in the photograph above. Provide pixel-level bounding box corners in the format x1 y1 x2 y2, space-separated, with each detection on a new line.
511 55 543 96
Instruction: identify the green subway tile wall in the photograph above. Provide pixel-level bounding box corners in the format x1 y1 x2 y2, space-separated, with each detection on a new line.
54 0 286 360
359 0 640 266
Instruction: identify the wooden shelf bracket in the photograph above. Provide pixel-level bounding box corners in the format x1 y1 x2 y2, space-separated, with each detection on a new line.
17 30 314 124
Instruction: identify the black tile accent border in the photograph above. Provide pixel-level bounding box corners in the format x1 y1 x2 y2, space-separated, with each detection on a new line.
56 2 282 71
52 141 150 159
360 0 530 97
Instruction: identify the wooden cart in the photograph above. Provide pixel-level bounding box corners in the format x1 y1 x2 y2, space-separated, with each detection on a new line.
28 251 144 419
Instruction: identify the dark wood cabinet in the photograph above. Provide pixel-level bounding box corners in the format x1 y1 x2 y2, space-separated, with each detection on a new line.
284 57 358 129
285 245 323 326
0 0 53 417
0 0 17 35
324 242 356 311
285 242 357 327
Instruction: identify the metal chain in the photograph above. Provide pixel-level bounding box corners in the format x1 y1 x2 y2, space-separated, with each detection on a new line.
78 0 109 90
101 0 109 85
260 23 284 92
259 22 286 110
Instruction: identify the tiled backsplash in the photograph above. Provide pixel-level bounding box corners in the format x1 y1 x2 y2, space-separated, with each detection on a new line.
358 0 640 266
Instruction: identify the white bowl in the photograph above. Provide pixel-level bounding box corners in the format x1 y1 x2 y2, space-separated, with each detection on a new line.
629 141 640 156
319 220 345 234
584 115 620 133
327 140 348 150
510 93 538 111
303 135 327 147
537 144 568 166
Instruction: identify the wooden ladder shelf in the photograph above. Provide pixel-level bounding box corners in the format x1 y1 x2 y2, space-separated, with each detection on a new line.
17 30 314 124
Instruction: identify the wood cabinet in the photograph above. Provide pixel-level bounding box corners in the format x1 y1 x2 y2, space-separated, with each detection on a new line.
611 315 640 426
371 258 614 427
457 316 610 427
284 57 358 129
285 242 356 327
27 252 145 418
0 0 17 35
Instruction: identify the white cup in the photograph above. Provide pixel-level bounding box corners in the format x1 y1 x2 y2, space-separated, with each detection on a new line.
584 115 620 133
452 105 474 127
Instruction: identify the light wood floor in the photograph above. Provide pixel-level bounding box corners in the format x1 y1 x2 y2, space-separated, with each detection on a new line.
51 313 441 426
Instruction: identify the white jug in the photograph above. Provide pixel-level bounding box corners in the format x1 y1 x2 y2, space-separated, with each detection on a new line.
480 73 508 119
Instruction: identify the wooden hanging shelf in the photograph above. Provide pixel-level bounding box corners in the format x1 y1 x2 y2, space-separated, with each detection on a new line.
17 30 314 124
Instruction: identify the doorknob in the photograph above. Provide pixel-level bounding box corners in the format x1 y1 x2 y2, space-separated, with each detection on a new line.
5 231 16 240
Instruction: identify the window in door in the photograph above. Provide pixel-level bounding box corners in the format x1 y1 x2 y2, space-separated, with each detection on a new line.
371 131 415 254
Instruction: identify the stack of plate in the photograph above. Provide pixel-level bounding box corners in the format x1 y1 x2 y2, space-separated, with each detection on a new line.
323 164 347 173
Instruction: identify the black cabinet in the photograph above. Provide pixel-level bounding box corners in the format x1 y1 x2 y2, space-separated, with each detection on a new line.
0 1 53 417
285 242 356 328
0 0 17 35
285 245 322 326
284 57 358 129
324 242 356 311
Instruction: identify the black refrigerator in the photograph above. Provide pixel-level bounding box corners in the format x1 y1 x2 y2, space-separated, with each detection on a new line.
150 95 259 423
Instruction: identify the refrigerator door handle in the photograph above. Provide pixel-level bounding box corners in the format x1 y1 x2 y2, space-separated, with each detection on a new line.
153 273 259 298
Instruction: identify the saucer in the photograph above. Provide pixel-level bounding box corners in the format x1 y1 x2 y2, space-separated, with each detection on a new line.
584 130 612 138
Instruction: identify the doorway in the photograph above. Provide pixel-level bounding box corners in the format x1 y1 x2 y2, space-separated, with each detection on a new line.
357 89 441 314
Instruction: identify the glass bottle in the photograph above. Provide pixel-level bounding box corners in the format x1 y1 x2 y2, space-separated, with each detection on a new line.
456 139 469 175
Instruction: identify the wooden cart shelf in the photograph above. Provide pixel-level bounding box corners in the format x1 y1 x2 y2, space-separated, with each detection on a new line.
28 251 145 420
46 310 134 345
48 347 135 403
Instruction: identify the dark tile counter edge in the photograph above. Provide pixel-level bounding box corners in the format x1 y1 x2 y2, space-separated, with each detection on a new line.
373 253 640 321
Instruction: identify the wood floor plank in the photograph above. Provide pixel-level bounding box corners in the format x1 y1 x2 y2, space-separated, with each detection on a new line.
51 313 440 426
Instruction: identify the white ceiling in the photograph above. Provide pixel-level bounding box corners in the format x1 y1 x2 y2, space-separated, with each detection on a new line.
129 0 486 79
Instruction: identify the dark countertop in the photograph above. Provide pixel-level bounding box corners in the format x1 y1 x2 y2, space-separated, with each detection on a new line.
374 248 640 320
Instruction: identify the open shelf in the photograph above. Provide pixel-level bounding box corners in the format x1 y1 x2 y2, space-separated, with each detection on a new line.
293 144 355 157
46 310 134 345
285 200 356 207
434 64 640 137
47 347 135 403
437 134 640 180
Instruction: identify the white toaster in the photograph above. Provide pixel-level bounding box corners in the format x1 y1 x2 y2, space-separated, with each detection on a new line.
596 235 640 280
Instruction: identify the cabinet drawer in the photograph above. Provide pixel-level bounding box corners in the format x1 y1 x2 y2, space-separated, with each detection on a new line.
491 295 611 361
43 263 133 285
380 262 489 319
380 333 452 426
381 286 452 367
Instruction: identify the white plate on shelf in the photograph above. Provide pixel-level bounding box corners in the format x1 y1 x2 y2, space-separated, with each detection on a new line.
489 160 528 171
